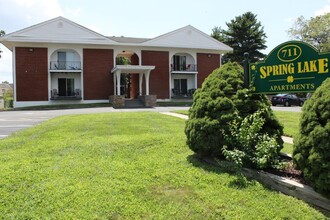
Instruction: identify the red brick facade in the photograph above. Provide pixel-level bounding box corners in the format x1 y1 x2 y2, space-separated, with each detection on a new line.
197 53 221 87
142 51 169 99
15 47 48 101
83 49 114 100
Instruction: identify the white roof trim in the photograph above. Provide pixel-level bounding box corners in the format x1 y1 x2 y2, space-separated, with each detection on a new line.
142 25 233 52
0 17 232 53
111 65 155 74
1 16 117 45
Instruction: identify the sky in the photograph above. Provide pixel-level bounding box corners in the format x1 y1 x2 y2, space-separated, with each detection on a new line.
0 0 329 83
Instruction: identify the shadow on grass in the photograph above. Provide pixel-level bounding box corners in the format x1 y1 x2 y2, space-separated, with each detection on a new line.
187 154 257 189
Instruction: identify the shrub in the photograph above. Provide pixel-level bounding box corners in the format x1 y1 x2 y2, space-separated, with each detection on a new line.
185 62 283 168
293 78 330 195
3 90 14 109
223 110 280 169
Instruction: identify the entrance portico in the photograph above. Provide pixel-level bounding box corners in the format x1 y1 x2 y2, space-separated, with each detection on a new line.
111 65 155 96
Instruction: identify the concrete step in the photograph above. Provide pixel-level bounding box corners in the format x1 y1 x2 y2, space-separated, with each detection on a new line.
125 99 145 108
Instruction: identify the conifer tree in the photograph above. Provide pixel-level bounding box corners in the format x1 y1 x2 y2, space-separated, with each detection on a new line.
212 12 267 63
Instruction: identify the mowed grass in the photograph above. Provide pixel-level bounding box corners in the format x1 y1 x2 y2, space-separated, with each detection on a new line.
282 143 293 155
273 111 301 138
173 110 301 138
0 112 325 219
172 110 297 155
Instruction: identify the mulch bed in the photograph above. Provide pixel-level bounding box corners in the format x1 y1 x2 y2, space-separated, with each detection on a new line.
265 158 312 186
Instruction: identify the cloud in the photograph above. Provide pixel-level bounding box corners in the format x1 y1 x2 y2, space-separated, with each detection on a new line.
0 0 65 83
0 0 63 33
315 1 330 16
64 7 82 18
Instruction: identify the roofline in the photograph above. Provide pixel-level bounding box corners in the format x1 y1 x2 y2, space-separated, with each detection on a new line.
3 16 112 41
143 25 233 52
0 17 233 53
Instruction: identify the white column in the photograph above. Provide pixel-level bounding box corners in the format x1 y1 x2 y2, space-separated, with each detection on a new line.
145 71 150 95
194 73 197 89
113 72 116 95
116 71 121 96
139 73 143 96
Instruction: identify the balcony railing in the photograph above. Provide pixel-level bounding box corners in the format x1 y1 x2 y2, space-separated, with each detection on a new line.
50 61 81 70
171 64 197 72
50 88 82 100
172 88 196 97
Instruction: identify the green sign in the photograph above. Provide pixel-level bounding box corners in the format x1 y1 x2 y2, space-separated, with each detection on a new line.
249 41 330 93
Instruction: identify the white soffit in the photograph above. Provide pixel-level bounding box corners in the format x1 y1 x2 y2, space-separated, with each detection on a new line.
142 25 233 52
2 17 116 45
111 65 155 74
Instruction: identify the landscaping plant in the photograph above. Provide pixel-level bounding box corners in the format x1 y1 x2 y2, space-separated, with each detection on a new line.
185 62 283 168
293 78 330 196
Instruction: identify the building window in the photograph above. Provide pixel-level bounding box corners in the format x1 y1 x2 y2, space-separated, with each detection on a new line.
57 51 76 69
58 78 74 96
173 79 187 95
173 55 186 71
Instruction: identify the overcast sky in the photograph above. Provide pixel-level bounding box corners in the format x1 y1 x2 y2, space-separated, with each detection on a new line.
1 0 329 83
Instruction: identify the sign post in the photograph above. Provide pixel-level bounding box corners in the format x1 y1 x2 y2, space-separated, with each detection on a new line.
249 41 330 93
243 52 249 89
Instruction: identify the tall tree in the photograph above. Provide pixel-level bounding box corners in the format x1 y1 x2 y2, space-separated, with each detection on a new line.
212 12 267 63
288 13 330 52
210 26 227 43
0 30 5 59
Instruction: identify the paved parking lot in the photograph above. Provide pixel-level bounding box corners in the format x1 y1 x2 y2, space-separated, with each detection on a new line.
0 107 190 139
0 106 301 140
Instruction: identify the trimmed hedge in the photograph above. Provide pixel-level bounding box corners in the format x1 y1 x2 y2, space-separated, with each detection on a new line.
185 62 283 168
293 78 330 195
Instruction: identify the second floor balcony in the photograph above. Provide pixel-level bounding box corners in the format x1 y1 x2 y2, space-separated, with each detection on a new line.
171 64 197 72
50 61 81 70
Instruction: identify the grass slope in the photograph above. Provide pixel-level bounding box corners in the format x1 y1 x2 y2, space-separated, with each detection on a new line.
0 112 325 219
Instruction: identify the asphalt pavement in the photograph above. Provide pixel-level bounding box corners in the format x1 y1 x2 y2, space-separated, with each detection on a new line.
0 107 190 139
0 106 301 140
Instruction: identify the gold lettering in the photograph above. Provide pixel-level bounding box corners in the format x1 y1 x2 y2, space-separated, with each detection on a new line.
260 66 267 79
303 61 310 72
309 60 317 72
273 65 279 75
318 58 328 74
297 62 302 73
267 66 273 75
288 63 295 73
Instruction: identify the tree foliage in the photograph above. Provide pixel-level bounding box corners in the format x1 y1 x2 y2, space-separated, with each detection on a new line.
185 62 283 169
288 13 330 52
211 12 267 63
210 26 226 43
293 78 330 196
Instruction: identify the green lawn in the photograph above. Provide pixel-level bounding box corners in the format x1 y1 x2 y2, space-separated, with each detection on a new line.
173 110 295 155
282 143 293 155
273 111 301 138
0 112 325 219
173 110 300 137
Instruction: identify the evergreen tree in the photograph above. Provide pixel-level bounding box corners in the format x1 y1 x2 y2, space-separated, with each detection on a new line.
210 26 227 43
212 12 267 63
